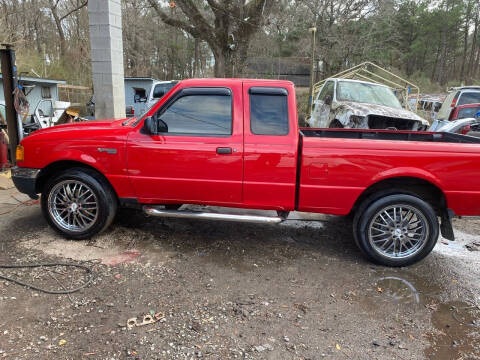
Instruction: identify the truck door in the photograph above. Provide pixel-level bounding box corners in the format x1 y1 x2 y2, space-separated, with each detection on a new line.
127 84 244 205
242 83 298 210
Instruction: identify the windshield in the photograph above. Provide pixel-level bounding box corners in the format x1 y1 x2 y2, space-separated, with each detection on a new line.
336 81 403 109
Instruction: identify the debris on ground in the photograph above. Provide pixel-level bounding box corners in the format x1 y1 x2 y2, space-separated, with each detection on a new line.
0 191 478 359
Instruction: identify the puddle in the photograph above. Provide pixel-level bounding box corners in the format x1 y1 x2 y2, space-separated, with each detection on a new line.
376 276 421 305
426 301 480 359
372 273 480 359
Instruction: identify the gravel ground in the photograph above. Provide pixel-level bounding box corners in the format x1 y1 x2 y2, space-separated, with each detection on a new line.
0 186 479 360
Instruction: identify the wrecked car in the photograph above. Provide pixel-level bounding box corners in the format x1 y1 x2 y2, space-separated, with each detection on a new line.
308 79 429 130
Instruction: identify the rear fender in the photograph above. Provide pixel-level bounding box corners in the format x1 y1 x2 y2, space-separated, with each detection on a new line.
368 167 444 190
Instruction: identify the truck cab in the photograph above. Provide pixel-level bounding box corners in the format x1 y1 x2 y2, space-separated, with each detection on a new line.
127 79 299 210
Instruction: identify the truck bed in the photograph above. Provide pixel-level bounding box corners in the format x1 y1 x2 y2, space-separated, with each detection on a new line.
300 128 480 144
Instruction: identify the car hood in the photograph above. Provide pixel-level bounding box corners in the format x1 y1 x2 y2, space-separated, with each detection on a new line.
337 101 428 124
21 118 132 143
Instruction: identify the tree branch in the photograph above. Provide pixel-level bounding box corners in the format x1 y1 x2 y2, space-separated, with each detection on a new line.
147 0 194 32
174 0 215 37
59 0 88 21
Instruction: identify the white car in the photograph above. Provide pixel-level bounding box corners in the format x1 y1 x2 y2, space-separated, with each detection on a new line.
308 78 429 130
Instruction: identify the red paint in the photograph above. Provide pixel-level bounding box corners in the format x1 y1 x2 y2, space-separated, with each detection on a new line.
449 103 480 121
0 132 8 169
16 78 480 217
103 250 140 266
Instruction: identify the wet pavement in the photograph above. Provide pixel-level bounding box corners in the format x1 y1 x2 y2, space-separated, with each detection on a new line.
0 187 479 359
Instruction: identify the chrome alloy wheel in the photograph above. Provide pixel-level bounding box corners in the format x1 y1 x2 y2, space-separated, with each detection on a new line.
367 204 429 259
47 180 99 232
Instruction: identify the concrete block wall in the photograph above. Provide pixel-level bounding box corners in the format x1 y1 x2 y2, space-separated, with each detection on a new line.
88 0 126 119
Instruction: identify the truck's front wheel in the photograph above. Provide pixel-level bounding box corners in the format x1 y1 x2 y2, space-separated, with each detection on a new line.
41 168 117 240
353 194 439 267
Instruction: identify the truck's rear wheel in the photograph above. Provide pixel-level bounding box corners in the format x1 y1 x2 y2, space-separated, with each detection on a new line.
353 194 439 267
41 168 117 240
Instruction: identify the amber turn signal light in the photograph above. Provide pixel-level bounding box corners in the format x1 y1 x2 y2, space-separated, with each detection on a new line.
16 145 24 162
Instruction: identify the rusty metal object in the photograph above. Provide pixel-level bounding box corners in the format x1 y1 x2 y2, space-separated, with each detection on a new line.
312 61 420 113
126 312 165 329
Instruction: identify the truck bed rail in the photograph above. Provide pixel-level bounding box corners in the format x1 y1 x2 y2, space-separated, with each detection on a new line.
300 129 480 144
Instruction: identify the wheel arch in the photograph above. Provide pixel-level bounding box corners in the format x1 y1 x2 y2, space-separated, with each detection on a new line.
35 160 119 201
351 176 447 216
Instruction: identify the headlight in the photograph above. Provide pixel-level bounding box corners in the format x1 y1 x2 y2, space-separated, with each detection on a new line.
16 145 24 162
349 115 367 128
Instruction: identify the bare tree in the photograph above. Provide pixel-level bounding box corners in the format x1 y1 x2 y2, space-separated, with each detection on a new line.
146 0 275 77
47 0 88 56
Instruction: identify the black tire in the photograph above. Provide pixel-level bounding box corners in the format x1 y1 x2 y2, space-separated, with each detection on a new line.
41 168 117 240
353 194 439 267
329 120 343 128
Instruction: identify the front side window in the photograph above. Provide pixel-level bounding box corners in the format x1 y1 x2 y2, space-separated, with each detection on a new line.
250 91 289 136
318 81 334 101
158 94 232 135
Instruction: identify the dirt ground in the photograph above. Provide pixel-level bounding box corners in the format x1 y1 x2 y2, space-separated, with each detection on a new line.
0 184 479 360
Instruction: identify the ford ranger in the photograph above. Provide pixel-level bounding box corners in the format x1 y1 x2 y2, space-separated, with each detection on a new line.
11 78 480 267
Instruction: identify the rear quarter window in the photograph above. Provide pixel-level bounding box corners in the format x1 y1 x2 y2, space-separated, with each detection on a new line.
250 93 289 136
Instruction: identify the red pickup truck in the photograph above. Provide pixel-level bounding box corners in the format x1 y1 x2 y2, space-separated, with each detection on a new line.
11 79 480 267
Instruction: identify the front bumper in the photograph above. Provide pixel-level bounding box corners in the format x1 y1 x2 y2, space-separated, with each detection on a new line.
11 166 41 199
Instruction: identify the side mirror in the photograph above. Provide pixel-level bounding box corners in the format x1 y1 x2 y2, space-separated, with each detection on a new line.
143 116 168 135
143 116 157 134
324 95 332 106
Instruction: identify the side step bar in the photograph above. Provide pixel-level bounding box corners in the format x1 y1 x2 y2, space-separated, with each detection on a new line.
143 206 284 224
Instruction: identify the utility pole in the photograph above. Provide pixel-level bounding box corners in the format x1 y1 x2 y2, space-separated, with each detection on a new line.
0 44 20 165
193 38 199 77
308 26 317 111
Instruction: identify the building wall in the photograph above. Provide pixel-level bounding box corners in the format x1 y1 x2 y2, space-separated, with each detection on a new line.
0 83 59 116
124 79 154 115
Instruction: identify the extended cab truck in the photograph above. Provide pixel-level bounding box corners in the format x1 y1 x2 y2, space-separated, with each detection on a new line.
11 79 480 267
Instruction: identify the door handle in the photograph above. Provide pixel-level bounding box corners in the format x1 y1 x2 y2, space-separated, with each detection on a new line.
216 147 232 154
